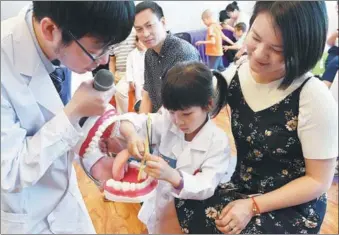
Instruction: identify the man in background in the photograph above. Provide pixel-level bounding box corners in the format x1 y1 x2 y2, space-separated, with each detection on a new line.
135 1 200 113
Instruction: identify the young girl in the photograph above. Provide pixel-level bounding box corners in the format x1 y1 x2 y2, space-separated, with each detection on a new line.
103 61 232 233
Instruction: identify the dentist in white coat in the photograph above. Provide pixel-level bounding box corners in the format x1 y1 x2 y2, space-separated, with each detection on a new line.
1 2 135 234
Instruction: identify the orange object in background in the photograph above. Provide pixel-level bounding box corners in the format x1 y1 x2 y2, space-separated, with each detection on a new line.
109 96 116 108
128 90 136 112
109 90 136 113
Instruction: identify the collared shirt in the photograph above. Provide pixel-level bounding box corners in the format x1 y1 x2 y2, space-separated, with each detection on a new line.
25 5 71 105
25 5 55 74
144 34 201 112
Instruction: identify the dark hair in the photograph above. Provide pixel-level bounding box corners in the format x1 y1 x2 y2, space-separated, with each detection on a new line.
249 1 328 89
33 1 135 46
234 22 247 32
219 10 230 23
226 1 239 13
136 1 164 20
162 61 228 118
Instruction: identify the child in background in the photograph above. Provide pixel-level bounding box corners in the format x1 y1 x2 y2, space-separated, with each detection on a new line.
223 22 247 61
103 61 232 233
196 9 235 71
125 36 147 112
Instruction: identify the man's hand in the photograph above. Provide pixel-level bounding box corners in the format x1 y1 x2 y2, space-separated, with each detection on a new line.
64 79 114 123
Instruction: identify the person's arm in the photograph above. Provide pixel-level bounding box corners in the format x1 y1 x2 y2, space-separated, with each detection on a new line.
252 79 338 214
224 44 242 51
235 46 246 59
216 157 336 234
117 110 169 157
171 135 231 200
202 37 216 45
139 91 152 114
221 31 235 45
254 158 336 214
327 30 339 47
109 55 116 75
139 54 153 113
196 27 216 46
1 78 115 192
1 92 80 193
322 80 332 88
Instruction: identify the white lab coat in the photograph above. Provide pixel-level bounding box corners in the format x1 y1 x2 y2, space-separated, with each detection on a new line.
120 109 232 233
1 7 95 234
330 72 338 103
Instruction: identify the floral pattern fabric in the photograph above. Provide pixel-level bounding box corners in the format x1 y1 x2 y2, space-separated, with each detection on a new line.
175 71 327 234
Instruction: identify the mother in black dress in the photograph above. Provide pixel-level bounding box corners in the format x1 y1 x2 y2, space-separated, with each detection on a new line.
157 1 338 234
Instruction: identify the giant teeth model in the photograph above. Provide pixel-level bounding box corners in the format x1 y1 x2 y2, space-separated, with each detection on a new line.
75 106 158 203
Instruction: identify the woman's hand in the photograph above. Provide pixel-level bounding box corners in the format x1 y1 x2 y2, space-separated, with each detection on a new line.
215 198 253 234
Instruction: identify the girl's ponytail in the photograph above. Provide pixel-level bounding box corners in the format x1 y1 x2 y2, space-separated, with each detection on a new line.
211 70 228 118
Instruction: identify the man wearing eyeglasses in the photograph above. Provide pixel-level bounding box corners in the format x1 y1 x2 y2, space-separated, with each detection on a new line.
1 1 135 234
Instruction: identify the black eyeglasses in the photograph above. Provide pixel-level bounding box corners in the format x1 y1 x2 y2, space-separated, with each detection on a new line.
67 30 113 63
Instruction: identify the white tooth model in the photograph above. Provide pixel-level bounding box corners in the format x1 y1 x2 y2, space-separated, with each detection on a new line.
75 105 158 203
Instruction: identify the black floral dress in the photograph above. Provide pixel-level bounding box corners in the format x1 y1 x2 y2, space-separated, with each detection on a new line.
174 68 327 234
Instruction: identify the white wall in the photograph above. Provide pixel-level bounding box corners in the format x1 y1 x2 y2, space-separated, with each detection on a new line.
2 1 337 35
153 1 255 33
155 1 338 34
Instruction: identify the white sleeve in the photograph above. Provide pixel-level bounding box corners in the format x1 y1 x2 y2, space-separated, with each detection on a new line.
1 88 82 192
118 110 169 145
221 63 238 87
171 132 231 200
330 72 338 103
125 51 134 83
235 34 246 46
298 78 338 159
